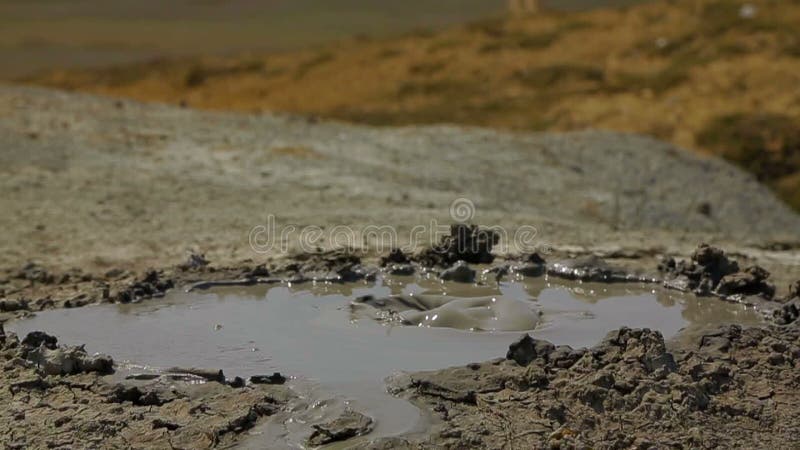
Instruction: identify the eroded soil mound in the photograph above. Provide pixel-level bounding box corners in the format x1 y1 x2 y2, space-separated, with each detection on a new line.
381 323 800 449
1 86 798 274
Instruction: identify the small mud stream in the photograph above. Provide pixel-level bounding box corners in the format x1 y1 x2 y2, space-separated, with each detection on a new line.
8 274 762 447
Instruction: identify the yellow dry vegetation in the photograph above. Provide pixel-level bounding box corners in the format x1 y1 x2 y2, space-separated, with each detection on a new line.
21 0 800 209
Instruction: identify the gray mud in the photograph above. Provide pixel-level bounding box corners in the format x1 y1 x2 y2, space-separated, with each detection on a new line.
352 294 542 331
7 273 763 447
2 86 800 275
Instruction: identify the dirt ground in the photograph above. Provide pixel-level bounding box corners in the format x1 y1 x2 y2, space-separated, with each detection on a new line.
376 322 800 449
0 85 799 448
1 85 799 276
18 0 800 210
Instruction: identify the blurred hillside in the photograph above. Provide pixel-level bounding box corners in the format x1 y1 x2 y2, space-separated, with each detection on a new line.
17 0 800 210
0 0 507 78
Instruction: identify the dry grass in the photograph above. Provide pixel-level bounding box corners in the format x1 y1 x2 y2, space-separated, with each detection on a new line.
18 0 800 209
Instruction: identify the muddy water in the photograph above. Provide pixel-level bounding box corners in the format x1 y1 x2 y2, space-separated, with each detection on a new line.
8 275 761 447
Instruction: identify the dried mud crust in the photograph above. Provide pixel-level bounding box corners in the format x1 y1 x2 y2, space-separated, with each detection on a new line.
380 323 800 449
0 326 294 449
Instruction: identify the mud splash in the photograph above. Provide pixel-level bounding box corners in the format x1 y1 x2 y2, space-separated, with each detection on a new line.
7 274 762 447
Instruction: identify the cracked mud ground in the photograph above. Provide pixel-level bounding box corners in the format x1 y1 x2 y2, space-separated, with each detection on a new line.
1 86 799 448
376 323 800 449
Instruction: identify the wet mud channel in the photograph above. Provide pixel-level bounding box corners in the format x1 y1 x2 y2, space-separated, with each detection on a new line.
6 271 762 447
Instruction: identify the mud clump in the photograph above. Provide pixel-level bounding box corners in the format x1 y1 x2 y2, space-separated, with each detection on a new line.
380 248 410 266
19 331 114 376
788 280 800 301
21 330 58 349
660 243 775 299
510 253 547 277
506 334 555 366
178 253 210 271
250 372 287 385
288 251 367 282
307 410 374 447
26 345 114 376
113 270 175 303
381 248 415 275
776 281 800 324
439 261 476 283
14 262 56 284
660 243 739 290
715 265 775 299
774 300 800 325
416 224 499 267
107 385 177 406
0 299 29 312
596 327 677 374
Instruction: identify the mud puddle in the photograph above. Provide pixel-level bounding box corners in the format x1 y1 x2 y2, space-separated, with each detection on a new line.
7 274 762 447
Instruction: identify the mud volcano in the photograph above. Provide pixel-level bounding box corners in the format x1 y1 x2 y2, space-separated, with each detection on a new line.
8 272 762 447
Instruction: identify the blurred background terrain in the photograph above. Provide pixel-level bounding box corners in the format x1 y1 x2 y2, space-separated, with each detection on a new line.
0 0 641 78
4 0 800 210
